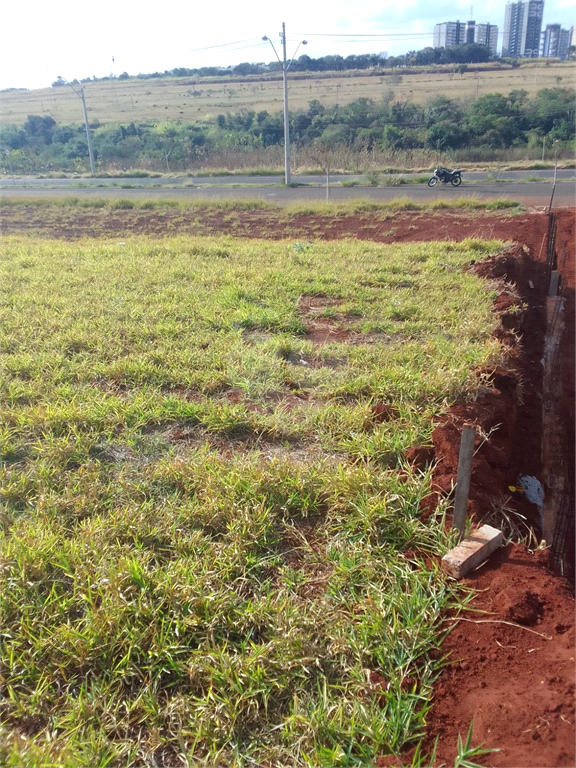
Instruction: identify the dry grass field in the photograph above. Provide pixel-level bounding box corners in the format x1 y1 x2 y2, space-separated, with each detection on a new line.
1 61 574 127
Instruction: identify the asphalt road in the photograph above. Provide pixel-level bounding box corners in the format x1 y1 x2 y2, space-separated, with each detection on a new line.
1 169 574 187
0 169 576 189
1 171 574 208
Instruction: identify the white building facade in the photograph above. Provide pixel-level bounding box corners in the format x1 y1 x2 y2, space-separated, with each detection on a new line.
434 21 466 48
433 20 498 55
474 23 499 56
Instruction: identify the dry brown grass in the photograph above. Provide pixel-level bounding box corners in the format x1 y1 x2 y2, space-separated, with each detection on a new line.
1 61 574 127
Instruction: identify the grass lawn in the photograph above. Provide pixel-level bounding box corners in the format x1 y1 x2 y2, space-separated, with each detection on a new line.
1 234 504 766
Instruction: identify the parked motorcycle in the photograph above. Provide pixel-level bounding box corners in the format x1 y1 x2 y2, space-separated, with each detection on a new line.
427 168 462 187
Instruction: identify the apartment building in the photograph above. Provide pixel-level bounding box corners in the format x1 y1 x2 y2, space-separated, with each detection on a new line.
502 0 545 57
433 20 498 55
540 23 572 59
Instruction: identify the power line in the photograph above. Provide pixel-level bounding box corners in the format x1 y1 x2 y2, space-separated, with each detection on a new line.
293 31 432 38
189 38 264 53
205 42 270 55
318 39 426 46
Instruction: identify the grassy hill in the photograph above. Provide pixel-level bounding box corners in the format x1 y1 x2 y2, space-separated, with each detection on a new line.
1 61 574 127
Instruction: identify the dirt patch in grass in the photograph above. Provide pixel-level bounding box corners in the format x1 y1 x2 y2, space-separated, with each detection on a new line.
298 294 359 344
225 386 315 413
0 203 537 242
304 321 358 344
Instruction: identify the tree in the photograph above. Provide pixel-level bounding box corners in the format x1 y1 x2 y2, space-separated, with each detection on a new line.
23 115 56 147
380 125 403 149
0 125 27 150
52 125 76 144
232 62 262 76
426 121 467 151
253 114 284 146
531 88 575 133
426 95 462 125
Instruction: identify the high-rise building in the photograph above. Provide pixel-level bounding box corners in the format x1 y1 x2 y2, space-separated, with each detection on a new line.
540 24 571 59
502 1 544 58
433 20 498 55
474 24 499 56
434 21 466 49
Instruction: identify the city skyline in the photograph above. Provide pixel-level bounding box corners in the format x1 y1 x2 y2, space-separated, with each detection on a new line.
434 0 573 58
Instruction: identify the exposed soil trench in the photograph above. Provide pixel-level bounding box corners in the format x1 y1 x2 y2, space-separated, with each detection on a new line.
4 204 574 767
410 209 575 768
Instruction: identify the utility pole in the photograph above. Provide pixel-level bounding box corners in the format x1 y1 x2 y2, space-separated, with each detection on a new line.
60 77 96 174
263 25 307 186
281 23 290 185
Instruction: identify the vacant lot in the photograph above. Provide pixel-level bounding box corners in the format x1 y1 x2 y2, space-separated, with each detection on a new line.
1 61 574 126
1 202 573 767
1 229 505 766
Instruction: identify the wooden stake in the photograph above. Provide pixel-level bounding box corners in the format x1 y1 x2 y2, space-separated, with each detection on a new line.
452 425 476 538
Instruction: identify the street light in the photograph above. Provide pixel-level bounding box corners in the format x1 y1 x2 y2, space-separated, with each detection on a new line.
263 24 307 185
58 77 96 174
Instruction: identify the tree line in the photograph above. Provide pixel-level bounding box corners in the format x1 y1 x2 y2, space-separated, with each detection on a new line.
1 87 573 173
51 44 496 87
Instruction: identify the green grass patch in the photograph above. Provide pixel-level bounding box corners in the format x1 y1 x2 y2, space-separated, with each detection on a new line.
0 196 523 217
1 234 505 766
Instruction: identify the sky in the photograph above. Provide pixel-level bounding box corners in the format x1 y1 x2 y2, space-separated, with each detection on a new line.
2 0 574 91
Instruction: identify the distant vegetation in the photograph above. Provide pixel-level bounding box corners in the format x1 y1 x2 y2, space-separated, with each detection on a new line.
1 87 573 174
50 44 494 85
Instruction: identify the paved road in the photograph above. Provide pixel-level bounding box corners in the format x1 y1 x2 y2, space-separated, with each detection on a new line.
1 169 574 189
1 179 574 207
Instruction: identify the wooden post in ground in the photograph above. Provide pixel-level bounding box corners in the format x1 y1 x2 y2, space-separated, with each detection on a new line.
452 425 477 539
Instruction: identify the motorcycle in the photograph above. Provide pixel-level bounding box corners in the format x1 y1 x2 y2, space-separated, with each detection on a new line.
427 168 462 187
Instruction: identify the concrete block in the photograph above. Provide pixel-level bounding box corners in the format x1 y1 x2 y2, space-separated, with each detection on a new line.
441 524 504 579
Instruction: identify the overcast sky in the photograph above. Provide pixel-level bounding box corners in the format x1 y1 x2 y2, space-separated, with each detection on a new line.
2 0 574 91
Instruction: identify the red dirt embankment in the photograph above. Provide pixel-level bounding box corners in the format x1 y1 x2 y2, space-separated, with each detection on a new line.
412 208 575 768
422 544 575 768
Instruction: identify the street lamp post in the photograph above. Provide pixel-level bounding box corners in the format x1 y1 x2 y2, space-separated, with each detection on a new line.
263 24 306 185
59 77 96 174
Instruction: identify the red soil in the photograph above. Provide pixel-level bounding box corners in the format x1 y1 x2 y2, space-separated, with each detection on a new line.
411 208 575 768
421 544 575 768
4 203 574 767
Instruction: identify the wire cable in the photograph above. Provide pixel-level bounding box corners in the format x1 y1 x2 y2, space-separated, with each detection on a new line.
292 31 432 38
189 38 265 53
